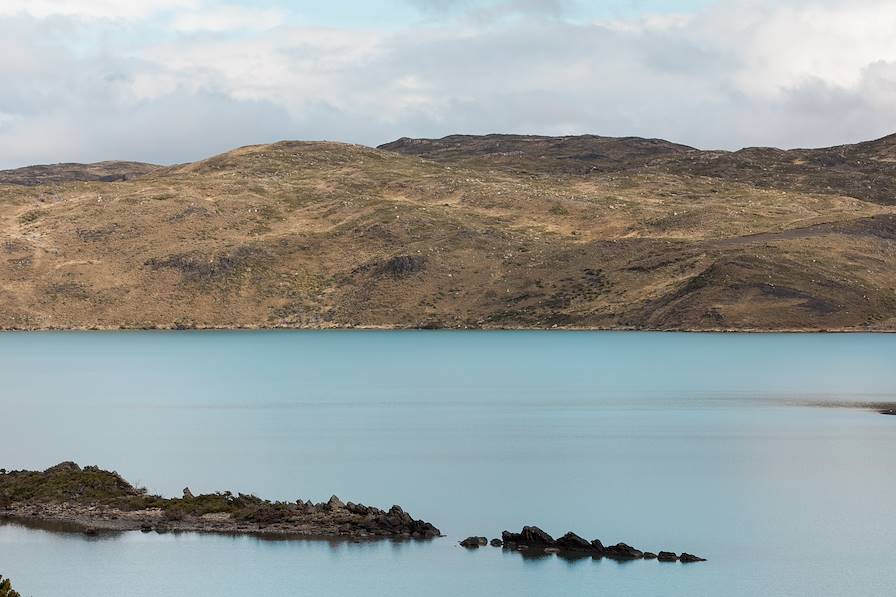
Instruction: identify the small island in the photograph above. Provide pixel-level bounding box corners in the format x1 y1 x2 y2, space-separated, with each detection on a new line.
0 462 440 540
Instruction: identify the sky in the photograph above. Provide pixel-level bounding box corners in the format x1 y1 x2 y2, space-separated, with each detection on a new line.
1 0 895 168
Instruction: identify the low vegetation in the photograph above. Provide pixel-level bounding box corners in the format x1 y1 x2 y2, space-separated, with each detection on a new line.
0 575 21 597
1 463 292 521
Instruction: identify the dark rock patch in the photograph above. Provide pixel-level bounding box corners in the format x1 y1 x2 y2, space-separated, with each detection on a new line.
491 526 705 564
378 255 426 277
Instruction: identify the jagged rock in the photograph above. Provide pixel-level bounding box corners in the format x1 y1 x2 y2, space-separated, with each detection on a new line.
182 487 194 499
490 538 503 547
346 502 370 515
603 543 643 560
679 553 707 563
44 462 81 474
643 552 657 560
460 536 488 548
657 551 678 562
520 526 555 545
555 532 592 551
590 539 605 553
327 495 345 510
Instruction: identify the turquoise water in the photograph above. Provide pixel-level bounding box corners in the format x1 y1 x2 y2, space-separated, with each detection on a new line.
1 331 895 596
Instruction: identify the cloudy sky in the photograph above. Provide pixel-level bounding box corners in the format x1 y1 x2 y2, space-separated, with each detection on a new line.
1 0 895 168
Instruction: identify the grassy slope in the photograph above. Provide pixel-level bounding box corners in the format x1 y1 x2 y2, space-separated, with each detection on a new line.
1 137 895 331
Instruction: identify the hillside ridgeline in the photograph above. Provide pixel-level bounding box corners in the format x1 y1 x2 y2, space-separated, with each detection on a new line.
2 133 895 331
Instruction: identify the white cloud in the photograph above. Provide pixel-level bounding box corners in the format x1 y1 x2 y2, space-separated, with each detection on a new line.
0 0 195 20
169 5 285 33
2 0 896 168
408 0 578 19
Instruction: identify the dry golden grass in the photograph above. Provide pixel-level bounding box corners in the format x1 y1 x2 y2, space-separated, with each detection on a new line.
1 139 895 331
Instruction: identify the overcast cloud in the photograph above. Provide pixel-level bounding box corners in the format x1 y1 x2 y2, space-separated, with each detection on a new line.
1 0 895 168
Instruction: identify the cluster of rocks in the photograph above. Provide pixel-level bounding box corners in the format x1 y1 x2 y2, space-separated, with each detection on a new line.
1 463 440 541
460 526 706 563
4 497 441 541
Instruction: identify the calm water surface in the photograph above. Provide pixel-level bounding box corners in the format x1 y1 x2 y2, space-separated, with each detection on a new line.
2 331 895 596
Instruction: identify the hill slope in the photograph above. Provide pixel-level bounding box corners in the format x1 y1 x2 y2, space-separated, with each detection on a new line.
1 135 895 331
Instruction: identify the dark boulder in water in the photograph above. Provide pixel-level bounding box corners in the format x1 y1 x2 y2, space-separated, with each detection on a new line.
555 531 592 551
460 536 488 548
520 526 555 546
485 525 704 565
603 543 644 560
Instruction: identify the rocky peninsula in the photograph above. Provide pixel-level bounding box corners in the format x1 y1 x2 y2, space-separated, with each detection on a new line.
0 463 440 540
461 526 706 563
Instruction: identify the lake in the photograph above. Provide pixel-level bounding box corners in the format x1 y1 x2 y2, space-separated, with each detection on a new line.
2 331 895 596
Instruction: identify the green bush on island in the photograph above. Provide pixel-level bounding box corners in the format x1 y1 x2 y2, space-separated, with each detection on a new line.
1 463 306 522
0 575 22 597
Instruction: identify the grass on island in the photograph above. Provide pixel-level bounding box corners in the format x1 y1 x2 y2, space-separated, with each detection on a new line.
1 462 311 525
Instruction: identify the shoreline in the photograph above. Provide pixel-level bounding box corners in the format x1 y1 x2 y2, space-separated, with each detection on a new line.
0 324 894 334
0 509 435 543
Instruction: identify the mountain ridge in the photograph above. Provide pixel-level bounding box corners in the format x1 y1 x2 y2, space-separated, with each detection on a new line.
1 133 895 331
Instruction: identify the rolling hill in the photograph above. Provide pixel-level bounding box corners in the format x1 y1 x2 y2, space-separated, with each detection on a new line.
1 133 894 331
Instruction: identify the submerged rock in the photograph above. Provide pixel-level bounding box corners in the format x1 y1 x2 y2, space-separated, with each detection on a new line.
679 553 707 563
490 538 503 547
460 536 488 548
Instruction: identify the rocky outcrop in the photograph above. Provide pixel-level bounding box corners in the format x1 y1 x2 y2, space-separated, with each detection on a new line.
459 536 488 548
0 463 440 542
0 574 22 597
495 526 706 563
554 532 592 551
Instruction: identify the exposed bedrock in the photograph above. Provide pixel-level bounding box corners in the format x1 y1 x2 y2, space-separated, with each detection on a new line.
465 525 706 563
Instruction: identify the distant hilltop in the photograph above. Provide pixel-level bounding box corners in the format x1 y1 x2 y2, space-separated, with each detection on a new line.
1 132 895 331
